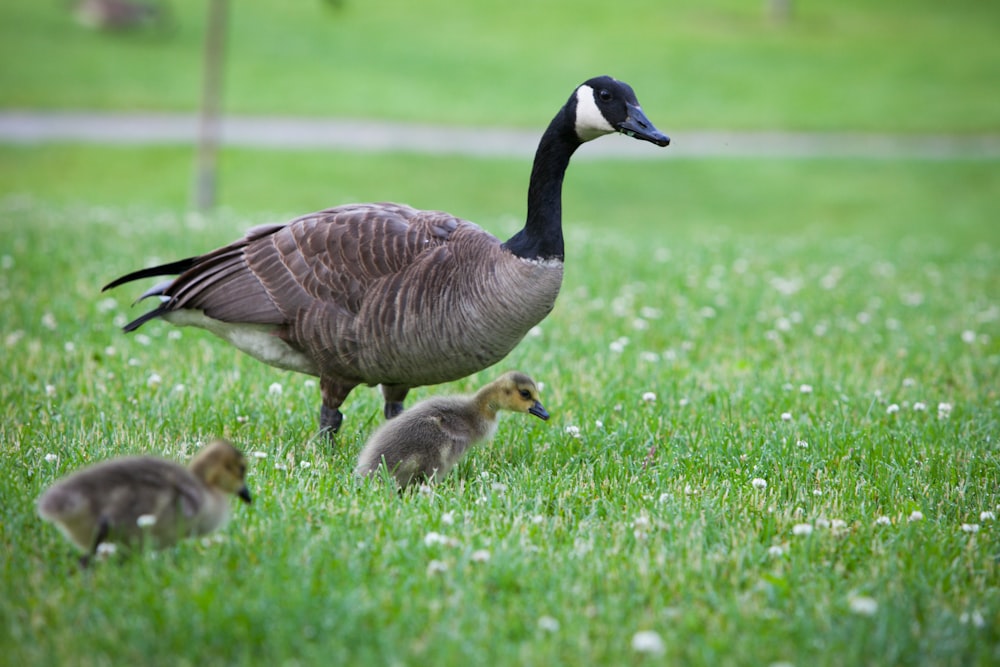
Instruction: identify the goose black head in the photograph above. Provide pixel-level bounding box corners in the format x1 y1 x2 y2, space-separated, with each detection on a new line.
571 75 670 147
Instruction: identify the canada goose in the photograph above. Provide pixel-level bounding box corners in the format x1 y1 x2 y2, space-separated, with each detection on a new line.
355 371 549 488
37 439 251 566
103 76 669 435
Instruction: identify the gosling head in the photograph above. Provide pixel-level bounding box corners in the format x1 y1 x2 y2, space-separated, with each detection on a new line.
189 439 252 504
490 371 550 421
571 75 670 147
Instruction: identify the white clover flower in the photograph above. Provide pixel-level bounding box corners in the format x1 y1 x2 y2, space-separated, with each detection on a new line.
886 404 900 414
815 517 831 529
95 543 118 558
527 326 543 338
678 397 690 407
640 306 662 319
699 306 717 319
564 425 581 438
961 523 980 533
236 415 249 423
441 511 455 526
799 384 813 394
642 391 657 403
961 330 977 344
64 342 76 353
683 484 698 496
980 511 996 522
751 478 768 490
104 345 117 356
531 514 545 524
426 559 448 576
830 519 847 530
796 440 809 449
44 453 58 463
147 373 162 387
41 312 57 330
660 492 672 503
639 351 659 363
874 516 892 526
136 514 157 527
424 532 451 547
304 379 317 389
594 419 604 428
274 463 287 471
167 330 182 341
813 489 823 496
491 482 508 493
632 318 649 330
913 402 927 411
470 549 491 563
135 334 152 346
45 384 56 397
299 460 311 469
537 616 560 633
252 451 267 459
268 382 283 396
960 611 986 628
792 523 813 536
767 545 784 558
848 595 878 616
173 384 186 393
780 412 792 422
97 297 118 313
908 511 924 522
631 630 665 655
938 402 953 419
902 377 917 388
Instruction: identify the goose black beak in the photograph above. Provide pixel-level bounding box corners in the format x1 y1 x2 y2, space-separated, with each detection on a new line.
617 103 670 147
238 486 252 504
529 401 550 421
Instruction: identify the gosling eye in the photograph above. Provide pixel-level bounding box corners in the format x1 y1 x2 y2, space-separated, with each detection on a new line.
519 389 532 400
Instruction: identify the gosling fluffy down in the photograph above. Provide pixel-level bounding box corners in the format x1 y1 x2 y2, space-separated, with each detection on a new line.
37 439 251 565
355 371 550 488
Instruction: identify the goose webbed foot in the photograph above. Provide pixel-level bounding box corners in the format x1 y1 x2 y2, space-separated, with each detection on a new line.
384 402 404 420
319 405 343 434
381 384 409 420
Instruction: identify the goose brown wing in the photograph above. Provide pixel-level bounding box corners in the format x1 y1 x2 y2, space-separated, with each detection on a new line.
149 203 465 326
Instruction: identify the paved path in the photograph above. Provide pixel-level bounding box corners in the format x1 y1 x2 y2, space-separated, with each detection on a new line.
1 110 998 160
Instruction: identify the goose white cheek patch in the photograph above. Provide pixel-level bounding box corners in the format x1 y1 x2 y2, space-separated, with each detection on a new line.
573 84 616 142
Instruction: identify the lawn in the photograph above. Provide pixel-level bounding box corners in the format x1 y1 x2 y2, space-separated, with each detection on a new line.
1 0 998 131
0 144 997 665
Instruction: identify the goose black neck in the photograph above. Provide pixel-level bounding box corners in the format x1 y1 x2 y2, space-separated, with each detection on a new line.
502 107 582 261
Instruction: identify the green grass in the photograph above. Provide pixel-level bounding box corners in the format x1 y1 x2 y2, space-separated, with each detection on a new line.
1 0 999 131
0 144 998 665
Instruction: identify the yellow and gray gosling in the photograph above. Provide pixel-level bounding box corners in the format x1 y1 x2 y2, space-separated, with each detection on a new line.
37 439 251 566
355 371 550 489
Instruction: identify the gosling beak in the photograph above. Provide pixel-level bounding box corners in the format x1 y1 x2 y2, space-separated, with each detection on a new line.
617 102 670 147
237 486 252 504
529 401 550 421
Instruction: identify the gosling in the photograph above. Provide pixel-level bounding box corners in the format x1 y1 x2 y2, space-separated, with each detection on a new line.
355 371 550 489
37 439 252 566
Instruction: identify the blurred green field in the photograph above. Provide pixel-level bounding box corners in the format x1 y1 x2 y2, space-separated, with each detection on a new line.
1 0 998 130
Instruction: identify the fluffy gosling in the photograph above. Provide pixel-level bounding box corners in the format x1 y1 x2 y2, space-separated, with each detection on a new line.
355 371 549 489
37 439 251 566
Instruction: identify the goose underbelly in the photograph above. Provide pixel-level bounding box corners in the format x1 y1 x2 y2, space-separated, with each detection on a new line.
357 257 564 385
164 310 319 376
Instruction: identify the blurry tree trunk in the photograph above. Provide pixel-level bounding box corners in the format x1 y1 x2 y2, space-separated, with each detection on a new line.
192 0 227 210
766 0 792 23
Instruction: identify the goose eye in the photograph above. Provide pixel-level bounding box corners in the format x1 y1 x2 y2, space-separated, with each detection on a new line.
519 389 532 400
598 89 613 102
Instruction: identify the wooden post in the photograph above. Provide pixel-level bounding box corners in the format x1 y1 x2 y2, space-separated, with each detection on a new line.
192 0 227 210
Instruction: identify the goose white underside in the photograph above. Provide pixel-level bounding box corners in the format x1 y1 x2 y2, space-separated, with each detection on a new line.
164 310 319 376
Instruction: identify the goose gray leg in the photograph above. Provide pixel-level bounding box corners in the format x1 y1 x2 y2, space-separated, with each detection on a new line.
381 384 409 420
320 377 357 434
80 516 111 568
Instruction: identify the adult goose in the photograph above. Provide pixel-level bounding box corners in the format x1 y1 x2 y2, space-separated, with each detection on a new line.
37 439 252 567
355 370 549 489
103 75 669 434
